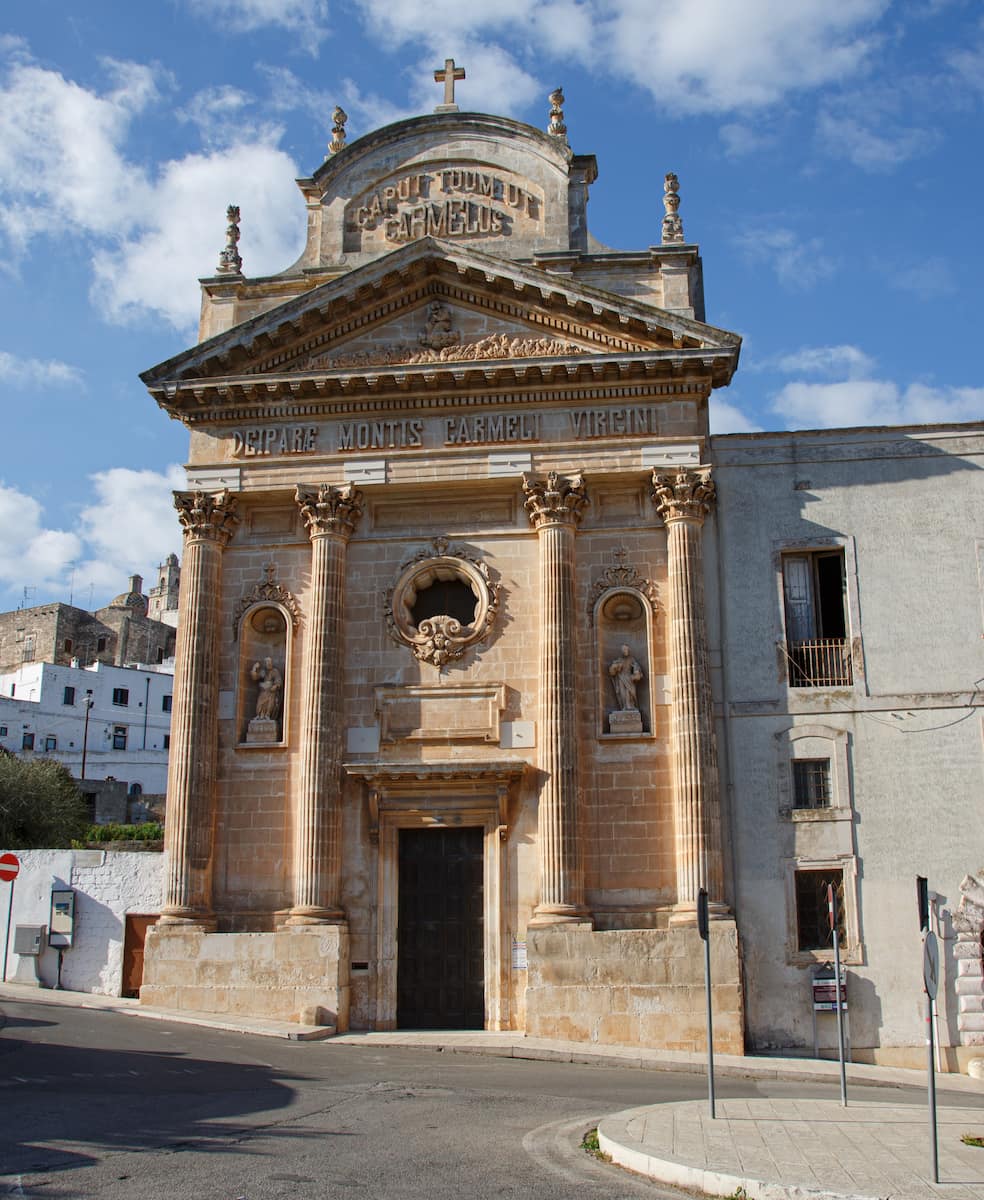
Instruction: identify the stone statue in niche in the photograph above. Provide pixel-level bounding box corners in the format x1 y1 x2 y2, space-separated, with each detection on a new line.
608 644 645 735
247 656 282 743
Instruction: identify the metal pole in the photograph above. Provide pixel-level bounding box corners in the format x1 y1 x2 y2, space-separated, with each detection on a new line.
825 883 849 1104
928 991 939 1183
698 888 715 1119
2 879 13 983
81 694 92 780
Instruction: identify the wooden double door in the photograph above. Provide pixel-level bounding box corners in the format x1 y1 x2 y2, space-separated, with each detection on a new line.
397 826 485 1029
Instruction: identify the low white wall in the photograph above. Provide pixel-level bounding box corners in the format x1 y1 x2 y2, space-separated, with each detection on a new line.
1 848 162 994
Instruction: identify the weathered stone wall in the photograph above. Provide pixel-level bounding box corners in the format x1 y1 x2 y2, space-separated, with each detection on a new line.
4 849 162 994
0 603 175 674
525 924 743 1053
140 926 349 1028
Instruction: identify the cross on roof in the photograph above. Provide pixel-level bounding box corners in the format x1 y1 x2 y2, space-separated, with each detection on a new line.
433 58 465 110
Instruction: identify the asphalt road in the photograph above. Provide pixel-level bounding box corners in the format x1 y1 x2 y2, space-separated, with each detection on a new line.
0 998 972 1200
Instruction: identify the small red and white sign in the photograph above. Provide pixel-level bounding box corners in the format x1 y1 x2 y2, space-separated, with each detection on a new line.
0 853 20 882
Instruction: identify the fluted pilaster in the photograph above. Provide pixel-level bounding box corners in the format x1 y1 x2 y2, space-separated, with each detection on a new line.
160 489 239 926
651 468 725 922
288 483 363 925
523 471 591 926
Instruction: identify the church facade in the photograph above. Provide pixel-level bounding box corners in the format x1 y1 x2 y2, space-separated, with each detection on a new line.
139 77 984 1066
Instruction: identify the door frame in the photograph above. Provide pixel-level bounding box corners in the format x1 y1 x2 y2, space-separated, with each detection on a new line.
347 761 526 1032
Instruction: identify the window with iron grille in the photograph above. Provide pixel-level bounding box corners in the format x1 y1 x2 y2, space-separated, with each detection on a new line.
795 868 845 951
782 550 851 687
112 726 127 750
793 759 832 809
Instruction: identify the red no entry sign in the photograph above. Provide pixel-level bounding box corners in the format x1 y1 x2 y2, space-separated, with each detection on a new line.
0 853 20 882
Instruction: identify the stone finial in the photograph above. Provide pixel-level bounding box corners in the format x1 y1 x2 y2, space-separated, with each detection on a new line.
327 106 347 156
434 57 465 111
661 173 684 245
216 205 243 275
547 88 567 140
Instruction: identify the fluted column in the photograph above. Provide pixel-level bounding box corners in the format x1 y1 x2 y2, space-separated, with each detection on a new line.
523 471 592 927
160 489 239 927
288 483 363 925
651 468 725 923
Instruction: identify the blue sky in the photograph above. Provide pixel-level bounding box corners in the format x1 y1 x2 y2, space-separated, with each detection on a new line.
1 0 982 610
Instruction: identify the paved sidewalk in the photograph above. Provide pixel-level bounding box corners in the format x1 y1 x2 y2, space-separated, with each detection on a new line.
599 1097 984 1200
6 982 984 1198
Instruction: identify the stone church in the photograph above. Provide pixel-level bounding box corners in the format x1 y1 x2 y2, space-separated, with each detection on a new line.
140 68 984 1065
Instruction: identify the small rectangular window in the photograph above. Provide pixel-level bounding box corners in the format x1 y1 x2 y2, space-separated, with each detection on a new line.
22 635 35 663
157 647 165 663
795 868 845 951
162 694 172 713
22 732 35 750
112 726 128 750
0 725 8 736
63 638 73 654
97 637 107 653
44 736 57 752
63 686 76 706
112 687 129 707
163 734 170 750
793 759 831 809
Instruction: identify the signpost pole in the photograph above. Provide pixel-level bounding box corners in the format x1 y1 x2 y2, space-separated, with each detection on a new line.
698 888 715 1119
2 876 13 983
0 853 21 984
919 877 940 1187
828 882 847 1107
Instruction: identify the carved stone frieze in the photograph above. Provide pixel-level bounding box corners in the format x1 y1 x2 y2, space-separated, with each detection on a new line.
523 470 589 530
174 489 239 544
385 537 500 669
651 468 715 523
295 482 364 539
301 332 586 372
588 547 660 621
233 562 300 637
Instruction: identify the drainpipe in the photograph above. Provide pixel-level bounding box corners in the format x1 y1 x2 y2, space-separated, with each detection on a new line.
142 675 150 750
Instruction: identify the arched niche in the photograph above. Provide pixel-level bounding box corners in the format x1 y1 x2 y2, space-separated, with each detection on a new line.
594 587 655 738
237 603 291 746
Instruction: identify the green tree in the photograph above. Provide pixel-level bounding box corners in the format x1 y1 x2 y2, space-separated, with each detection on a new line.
0 751 90 849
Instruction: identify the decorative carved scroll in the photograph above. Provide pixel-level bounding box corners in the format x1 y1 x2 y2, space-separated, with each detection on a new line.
588 547 660 621
233 562 300 638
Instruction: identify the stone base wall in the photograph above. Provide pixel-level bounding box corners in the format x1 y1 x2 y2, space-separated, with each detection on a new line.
140 926 350 1029
525 923 743 1054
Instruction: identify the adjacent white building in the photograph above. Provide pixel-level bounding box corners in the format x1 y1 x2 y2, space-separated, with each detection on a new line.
0 658 174 795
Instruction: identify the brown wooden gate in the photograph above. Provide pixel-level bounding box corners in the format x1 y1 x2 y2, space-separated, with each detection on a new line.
397 826 484 1029
121 914 158 998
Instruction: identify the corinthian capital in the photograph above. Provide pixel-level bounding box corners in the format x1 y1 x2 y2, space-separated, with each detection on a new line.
522 470 589 531
174 489 239 544
295 482 364 539
651 469 715 524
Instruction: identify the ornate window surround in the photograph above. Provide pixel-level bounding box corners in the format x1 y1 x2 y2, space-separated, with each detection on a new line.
385 537 499 669
776 723 853 822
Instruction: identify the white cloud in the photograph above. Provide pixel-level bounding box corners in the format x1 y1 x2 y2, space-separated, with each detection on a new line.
76 466 186 594
710 396 761 434
353 0 888 115
0 352 84 388
718 122 776 158
772 345 876 379
0 484 81 598
185 0 331 51
0 467 188 610
816 109 935 171
771 379 984 429
735 227 837 290
90 143 305 329
0 56 158 254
